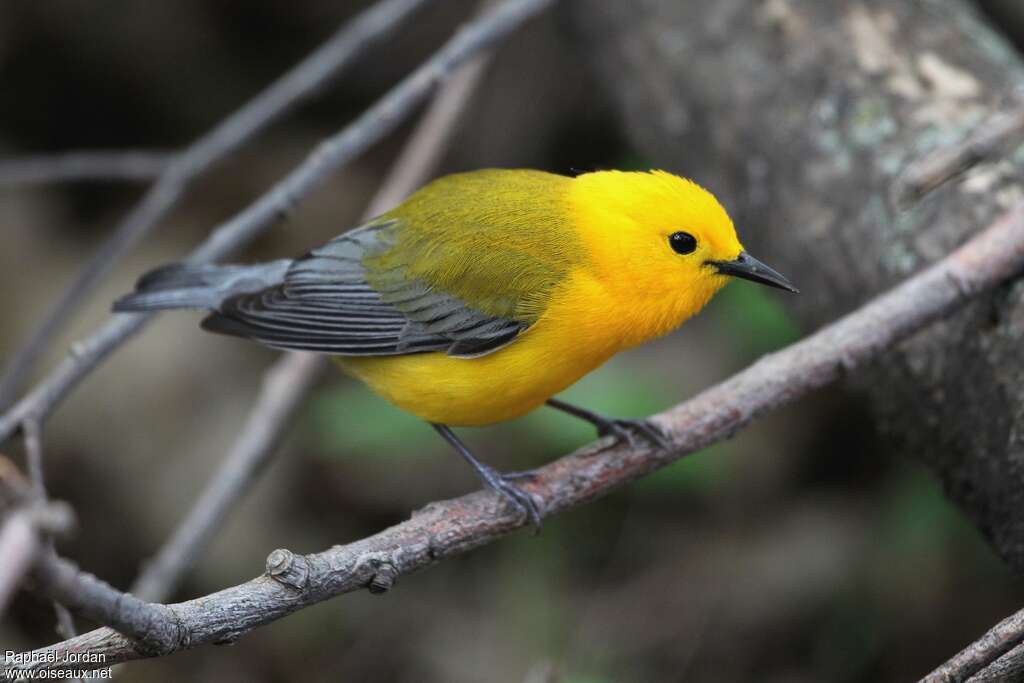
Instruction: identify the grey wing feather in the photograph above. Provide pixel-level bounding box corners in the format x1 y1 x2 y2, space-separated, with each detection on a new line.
201 221 529 358
113 260 292 311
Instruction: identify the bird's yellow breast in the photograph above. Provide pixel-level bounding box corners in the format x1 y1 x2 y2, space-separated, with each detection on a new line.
337 268 627 426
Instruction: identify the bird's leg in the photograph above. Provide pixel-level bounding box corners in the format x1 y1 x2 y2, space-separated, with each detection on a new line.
545 398 671 450
431 424 543 530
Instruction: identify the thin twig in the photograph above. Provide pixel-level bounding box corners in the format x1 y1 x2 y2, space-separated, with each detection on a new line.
8 199 1024 677
0 0 432 411
21 419 81 663
0 0 555 446
50 604 78 653
0 459 38 616
0 512 39 616
895 100 1024 207
132 45 493 603
0 151 174 186
0 459 77 654
966 641 1024 682
0 455 165 652
364 50 492 216
27 553 180 656
22 419 47 499
922 604 1024 682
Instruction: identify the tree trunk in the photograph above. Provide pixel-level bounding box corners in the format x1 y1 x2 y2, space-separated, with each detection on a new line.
567 0 1024 567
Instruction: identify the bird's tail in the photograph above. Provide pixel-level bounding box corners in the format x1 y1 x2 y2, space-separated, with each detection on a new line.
113 259 291 312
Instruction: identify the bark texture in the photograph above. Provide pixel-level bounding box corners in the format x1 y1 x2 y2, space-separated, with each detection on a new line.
568 0 1024 567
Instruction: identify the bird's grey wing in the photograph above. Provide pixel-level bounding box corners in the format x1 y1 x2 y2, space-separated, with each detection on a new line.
201 220 529 358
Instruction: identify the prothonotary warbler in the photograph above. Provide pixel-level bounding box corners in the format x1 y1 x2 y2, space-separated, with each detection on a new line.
114 169 797 527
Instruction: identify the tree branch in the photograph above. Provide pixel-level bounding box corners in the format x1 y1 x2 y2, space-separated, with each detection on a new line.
25 554 181 657
0 457 73 620
0 0 555 446
895 98 1024 207
7 198 1024 677
0 0 432 411
21 419 80 650
0 150 173 186
0 512 38 616
0 445 172 657
923 604 1024 682
131 36 493 604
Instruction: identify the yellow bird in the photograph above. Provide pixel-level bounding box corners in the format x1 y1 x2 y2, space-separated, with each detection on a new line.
114 169 797 526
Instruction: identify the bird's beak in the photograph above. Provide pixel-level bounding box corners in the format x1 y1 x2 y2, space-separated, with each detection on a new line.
709 251 799 293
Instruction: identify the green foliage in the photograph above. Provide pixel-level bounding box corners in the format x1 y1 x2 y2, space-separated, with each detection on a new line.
563 675 615 683
876 463 1005 574
709 280 801 357
812 591 884 683
306 383 433 459
634 443 735 497
496 530 569 653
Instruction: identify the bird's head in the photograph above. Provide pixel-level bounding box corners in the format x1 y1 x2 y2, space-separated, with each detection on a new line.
569 169 797 343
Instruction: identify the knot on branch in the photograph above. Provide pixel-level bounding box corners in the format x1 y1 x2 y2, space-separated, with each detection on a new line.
136 604 188 657
411 501 447 520
352 551 402 594
367 561 399 594
265 548 310 590
213 632 242 647
28 500 76 536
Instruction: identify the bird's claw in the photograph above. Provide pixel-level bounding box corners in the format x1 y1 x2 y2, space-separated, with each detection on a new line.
598 417 671 451
431 423 543 532
478 464 543 532
502 467 542 481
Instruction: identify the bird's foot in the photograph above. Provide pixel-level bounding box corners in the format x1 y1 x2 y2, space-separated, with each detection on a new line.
546 398 671 451
595 416 671 450
476 463 543 531
502 467 542 481
431 423 543 532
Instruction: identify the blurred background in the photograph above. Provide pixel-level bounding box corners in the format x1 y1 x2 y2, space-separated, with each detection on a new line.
2 2 1024 682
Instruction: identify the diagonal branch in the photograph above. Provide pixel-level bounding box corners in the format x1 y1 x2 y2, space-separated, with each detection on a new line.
895 98 1024 207
0 460 40 617
132 39 493 604
0 0 556 446
26 553 181 657
0 511 38 615
0 453 170 654
0 0 432 411
7 199 1024 677
21 419 79 645
922 604 1024 682
0 456 74 619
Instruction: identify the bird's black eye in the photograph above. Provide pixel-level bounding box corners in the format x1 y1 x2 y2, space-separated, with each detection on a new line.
669 231 697 255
